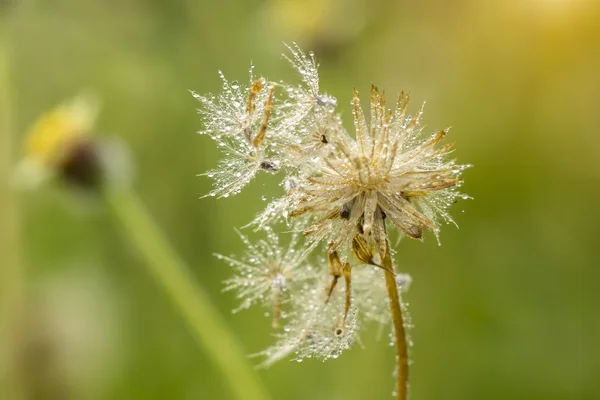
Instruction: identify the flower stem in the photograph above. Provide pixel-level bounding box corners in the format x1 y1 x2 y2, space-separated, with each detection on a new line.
103 187 270 400
382 242 409 400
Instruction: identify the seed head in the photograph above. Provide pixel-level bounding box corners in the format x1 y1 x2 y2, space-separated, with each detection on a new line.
218 229 315 328
193 44 470 370
289 86 469 252
192 68 281 198
255 273 358 367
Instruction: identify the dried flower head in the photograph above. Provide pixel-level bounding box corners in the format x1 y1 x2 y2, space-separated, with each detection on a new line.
255 272 358 367
279 43 337 128
290 86 470 254
218 229 314 328
192 68 282 198
194 43 470 399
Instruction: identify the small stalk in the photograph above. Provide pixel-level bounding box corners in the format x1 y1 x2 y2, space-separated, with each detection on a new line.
103 187 270 400
382 233 409 400
272 290 282 329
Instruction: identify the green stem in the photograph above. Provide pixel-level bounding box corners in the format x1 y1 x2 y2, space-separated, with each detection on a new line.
0 12 25 400
103 187 270 400
382 240 409 400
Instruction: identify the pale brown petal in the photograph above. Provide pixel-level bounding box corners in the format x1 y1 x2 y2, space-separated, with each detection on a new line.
377 193 434 239
372 206 387 257
329 194 366 251
370 84 380 139
291 191 355 217
352 234 373 265
393 170 461 193
362 190 378 236
352 88 370 157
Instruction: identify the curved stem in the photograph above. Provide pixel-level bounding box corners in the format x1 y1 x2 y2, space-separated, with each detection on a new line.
103 187 270 400
382 240 409 400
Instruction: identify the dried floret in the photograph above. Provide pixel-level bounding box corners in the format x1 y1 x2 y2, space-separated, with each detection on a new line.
276 43 338 147
218 229 314 328
192 67 283 198
256 273 358 367
289 86 469 252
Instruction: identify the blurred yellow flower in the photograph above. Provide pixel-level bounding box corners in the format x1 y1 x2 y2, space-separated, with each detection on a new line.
16 94 100 188
25 95 98 167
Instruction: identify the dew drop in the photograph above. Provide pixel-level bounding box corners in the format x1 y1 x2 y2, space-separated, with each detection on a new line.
231 80 239 89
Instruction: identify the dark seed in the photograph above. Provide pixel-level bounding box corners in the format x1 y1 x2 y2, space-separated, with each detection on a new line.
60 138 103 189
260 160 279 173
377 205 386 220
357 224 364 234
340 203 351 219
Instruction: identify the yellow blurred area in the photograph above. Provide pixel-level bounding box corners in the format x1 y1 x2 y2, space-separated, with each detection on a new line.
1 1 598 399
24 95 97 167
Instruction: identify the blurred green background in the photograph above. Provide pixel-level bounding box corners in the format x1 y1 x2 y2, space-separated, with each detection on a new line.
1 0 599 399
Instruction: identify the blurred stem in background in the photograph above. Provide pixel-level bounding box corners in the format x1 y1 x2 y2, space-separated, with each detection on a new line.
0 7 25 400
16 69 269 398
103 187 270 400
